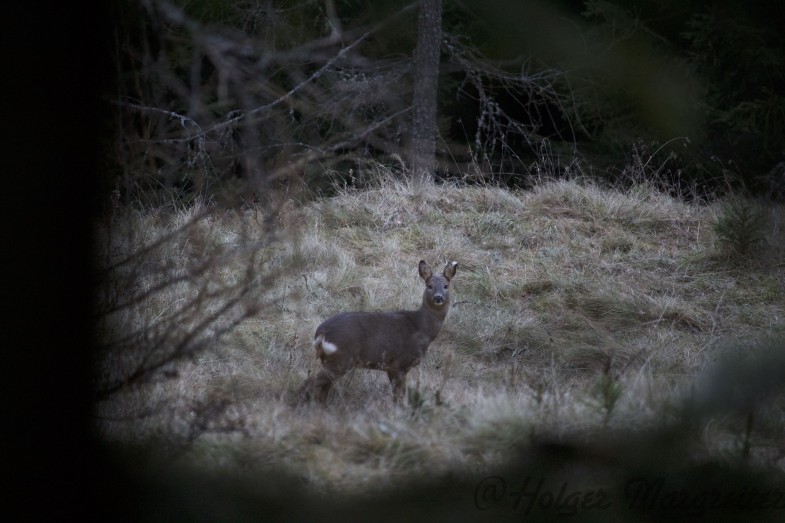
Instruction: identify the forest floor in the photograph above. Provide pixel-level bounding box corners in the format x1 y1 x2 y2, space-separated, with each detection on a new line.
95 173 785 508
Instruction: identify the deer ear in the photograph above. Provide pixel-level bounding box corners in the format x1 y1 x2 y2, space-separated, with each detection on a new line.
443 261 458 280
418 260 433 280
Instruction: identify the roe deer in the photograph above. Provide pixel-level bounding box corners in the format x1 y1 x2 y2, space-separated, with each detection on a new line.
302 260 457 405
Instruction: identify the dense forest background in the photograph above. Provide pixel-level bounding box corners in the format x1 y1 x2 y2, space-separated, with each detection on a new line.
109 0 785 207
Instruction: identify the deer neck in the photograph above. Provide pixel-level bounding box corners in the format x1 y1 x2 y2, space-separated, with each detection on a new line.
418 298 449 335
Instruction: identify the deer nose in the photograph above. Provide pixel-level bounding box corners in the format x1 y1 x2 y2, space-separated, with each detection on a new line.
433 294 444 305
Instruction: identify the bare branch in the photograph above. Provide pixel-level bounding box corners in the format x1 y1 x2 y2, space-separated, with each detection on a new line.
442 33 581 175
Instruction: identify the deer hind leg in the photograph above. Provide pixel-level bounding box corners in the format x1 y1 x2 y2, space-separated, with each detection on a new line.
305 364 350 404
387 370 407 404
300 368 331 404
307 334 352 404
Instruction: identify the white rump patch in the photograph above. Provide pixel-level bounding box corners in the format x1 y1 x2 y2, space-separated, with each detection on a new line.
315 334 339 354
322 339 339 354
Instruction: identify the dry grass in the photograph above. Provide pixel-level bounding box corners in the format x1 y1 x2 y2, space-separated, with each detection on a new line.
95 166 785 494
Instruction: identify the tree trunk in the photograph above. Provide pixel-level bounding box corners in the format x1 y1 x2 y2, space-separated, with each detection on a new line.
410 0 442 183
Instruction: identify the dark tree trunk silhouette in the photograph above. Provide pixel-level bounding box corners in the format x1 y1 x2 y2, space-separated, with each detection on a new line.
410 0 442 182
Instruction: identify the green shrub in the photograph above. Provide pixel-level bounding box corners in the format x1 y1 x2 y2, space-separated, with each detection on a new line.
713 199 767 257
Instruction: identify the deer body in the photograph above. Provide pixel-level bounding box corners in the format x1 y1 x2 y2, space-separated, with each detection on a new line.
303 260 457 404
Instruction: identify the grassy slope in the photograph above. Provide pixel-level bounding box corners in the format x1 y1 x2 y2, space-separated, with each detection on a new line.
97 175 785 493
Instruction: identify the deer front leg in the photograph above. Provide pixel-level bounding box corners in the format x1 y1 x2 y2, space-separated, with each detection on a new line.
387 370 407 404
